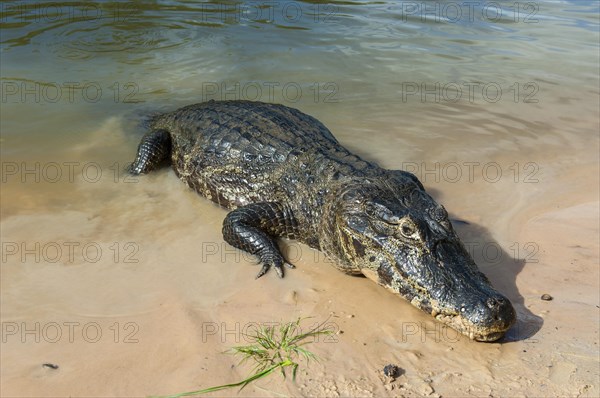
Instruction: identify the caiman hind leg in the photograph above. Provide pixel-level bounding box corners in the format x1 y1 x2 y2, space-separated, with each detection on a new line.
129 129 172 175
222 202 299 279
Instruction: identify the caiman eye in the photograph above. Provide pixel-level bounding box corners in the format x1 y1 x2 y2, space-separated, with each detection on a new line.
398 219 419 239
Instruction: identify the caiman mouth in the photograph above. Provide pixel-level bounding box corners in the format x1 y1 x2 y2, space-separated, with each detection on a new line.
429 291 517 342
434 312 515 342
364 266 516 342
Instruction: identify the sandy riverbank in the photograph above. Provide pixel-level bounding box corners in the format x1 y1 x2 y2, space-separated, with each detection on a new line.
1 118 598 397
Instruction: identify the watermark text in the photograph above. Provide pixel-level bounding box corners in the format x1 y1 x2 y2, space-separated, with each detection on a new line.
398 2 539 23
200 321 339 343
2 321 139 343
1 241 140 264
401 81 539 104
1 162 138 184
201 81 339 103
1 81 141 104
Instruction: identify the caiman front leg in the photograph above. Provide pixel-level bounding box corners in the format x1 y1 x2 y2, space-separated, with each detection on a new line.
129 129 172 175
222 202 299 279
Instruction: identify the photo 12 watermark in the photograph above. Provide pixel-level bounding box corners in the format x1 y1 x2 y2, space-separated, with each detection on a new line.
1 161 138 184
198 241 337 266
464 241 539 265
399 320 538 343
0 2 140 23
0 80 141 104
196 1 339 24
0 2 339 25
201 81 340 103
400 161 540 184
2 321 139 344
400 81 539 104
200 320 340 344
1 241 140 264
397 2 539 23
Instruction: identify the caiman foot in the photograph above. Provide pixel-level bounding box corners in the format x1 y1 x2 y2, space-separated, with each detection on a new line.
222 202 299 279
256 255 296 279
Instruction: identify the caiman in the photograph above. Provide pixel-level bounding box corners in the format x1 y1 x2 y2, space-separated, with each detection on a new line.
129 100 516 342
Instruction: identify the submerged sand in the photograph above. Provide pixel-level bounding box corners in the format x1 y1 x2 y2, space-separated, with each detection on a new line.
1 117 598 397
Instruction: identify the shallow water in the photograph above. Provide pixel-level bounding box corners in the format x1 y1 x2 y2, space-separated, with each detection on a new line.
1 1 599 397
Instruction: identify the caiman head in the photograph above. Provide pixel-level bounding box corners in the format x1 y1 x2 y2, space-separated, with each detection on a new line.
321 172 516 342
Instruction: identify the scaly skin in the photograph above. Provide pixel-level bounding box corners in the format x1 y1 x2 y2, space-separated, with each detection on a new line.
130 100 516 342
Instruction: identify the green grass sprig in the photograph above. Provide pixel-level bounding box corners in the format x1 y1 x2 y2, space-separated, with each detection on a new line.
159 317 334 398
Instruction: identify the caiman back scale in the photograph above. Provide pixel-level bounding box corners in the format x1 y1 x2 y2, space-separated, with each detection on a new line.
130 100 516 342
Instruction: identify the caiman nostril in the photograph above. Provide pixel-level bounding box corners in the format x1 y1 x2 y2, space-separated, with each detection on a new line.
486 296 505 309
484 296 515 325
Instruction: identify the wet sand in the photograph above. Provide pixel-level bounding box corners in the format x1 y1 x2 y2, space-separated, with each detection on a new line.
1 114 598 397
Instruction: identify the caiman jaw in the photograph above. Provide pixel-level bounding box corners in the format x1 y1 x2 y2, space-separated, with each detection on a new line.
362 265 516 342
431 299 516 342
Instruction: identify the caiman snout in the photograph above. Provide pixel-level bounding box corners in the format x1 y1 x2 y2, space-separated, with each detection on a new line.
459 293 516 342
486 296 514 323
